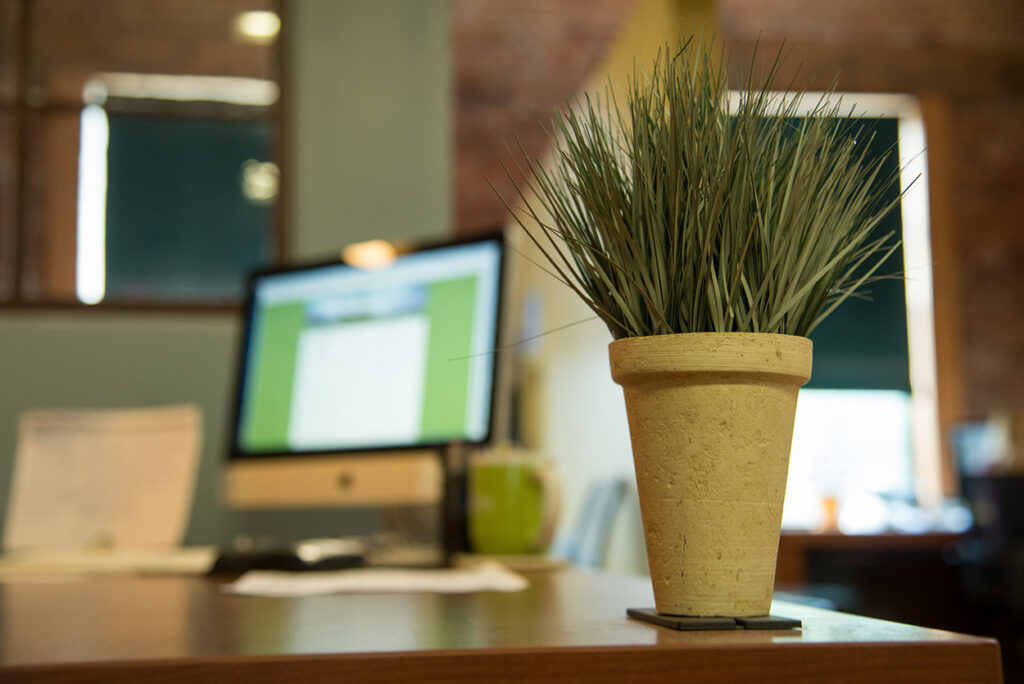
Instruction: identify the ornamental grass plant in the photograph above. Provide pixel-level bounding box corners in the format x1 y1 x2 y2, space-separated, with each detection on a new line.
501 39 904 340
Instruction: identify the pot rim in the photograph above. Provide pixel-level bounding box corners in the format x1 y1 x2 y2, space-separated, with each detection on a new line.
609 331 812 385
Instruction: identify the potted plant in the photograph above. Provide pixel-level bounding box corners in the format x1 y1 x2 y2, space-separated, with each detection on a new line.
500 39 903 618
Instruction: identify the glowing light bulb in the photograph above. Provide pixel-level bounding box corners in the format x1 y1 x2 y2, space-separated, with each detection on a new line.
342 240 398 269
233 11 281 45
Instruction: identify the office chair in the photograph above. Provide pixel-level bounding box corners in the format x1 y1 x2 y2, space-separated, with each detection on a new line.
554 476 628 569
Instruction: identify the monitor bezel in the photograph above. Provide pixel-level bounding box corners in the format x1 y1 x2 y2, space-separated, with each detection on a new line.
227 232 506 462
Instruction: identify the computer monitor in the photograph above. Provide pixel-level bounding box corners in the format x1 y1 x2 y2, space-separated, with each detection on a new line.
224 235 505 509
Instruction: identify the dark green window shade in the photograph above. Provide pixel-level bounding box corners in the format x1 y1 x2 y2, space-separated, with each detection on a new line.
804 117 909 392
104 114 273 302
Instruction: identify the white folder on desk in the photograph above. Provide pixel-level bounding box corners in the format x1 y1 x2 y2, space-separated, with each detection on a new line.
3 404 202 552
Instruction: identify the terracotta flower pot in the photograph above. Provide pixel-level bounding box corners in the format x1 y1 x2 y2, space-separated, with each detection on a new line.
609 332 812 617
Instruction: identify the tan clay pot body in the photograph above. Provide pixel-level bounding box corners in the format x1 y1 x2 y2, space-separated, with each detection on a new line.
609 333 812 617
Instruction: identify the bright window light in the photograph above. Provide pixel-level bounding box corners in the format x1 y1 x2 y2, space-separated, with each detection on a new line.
76 104 109 305
85 73 279 107
898 115 941 507
730 92 942 528
783 389 914 530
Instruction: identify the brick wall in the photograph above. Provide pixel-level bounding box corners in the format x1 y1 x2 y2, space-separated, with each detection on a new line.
951 97 1024 417
452 0 635 233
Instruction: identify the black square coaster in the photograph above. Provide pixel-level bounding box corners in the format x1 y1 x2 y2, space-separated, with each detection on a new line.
735 614 802 630
627 608 737 630
627 608 802 631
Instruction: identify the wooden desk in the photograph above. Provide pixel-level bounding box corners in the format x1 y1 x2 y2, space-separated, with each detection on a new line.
0 570 1002 683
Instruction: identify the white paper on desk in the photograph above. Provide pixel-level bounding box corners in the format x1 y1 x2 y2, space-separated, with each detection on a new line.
224 561 530 597
3 405 202 551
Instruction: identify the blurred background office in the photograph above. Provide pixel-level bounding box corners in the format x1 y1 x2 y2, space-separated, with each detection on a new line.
0 0 1022 675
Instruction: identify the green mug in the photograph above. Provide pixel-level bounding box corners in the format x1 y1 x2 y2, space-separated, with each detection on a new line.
468 450 559 555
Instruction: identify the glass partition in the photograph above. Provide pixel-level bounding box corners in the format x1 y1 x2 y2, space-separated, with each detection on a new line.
7 0 281 305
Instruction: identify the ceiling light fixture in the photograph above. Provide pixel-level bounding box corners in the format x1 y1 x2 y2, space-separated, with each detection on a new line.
233 11 281 45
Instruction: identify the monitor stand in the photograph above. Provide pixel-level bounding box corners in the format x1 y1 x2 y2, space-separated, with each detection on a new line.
225 449 444 509
224 447 472 568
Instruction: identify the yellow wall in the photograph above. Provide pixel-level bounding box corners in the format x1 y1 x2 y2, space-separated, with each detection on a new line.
590 0 715 92
508 0 718 575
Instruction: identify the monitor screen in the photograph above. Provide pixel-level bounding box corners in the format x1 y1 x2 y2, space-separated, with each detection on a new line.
231 236 504 458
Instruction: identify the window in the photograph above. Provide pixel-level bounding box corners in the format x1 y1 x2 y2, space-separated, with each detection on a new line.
1 0 282 306
730 93 944 531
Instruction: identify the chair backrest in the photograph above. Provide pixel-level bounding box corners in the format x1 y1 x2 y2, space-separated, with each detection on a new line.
555 477 628 568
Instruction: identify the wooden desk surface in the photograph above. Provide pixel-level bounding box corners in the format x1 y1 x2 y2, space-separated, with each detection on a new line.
0 570 1002 683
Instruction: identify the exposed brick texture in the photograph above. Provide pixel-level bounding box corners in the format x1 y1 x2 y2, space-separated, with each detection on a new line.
452 0 636 234
952 99 1024 416
28 0 277 104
